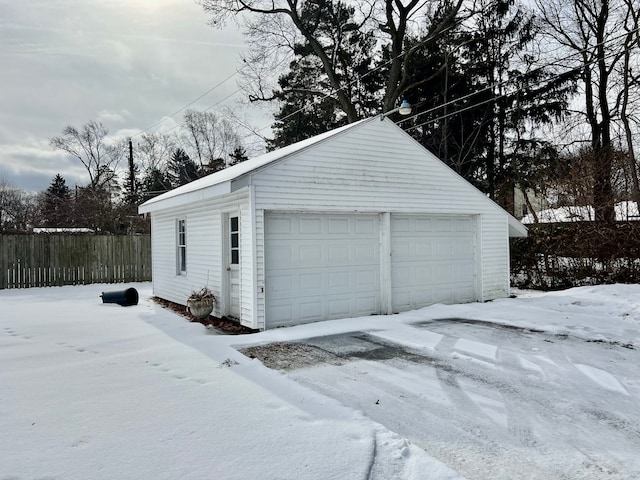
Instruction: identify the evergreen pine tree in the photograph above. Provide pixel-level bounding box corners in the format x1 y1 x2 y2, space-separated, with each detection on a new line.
228 147 249 166
41 174 72 227
167 148 200 187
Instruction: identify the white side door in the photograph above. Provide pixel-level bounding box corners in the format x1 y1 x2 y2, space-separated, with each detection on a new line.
226 214 241 319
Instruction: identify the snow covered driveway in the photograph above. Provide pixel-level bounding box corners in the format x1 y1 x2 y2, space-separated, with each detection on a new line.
237 287 640 480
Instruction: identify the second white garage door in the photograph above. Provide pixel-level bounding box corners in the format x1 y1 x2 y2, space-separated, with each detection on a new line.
391 215 477 312
265 213 381 328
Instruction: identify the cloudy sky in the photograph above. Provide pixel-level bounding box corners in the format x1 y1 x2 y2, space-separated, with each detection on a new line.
0 0 271 193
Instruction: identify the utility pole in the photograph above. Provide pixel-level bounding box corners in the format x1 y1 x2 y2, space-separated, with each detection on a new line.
128 138 135 204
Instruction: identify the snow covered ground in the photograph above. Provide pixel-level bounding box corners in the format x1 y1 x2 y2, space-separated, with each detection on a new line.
2 283 639 479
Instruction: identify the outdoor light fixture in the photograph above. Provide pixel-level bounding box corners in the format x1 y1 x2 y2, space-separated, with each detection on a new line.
380 99 412 120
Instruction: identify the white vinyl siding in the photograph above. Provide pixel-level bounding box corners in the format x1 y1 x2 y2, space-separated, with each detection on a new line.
148 190 252 324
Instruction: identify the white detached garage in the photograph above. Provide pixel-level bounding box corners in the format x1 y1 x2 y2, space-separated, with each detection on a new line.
139 117 526 330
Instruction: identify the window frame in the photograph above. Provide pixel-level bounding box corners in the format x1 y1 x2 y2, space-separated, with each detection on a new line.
177 218 187 275
230 216 239 265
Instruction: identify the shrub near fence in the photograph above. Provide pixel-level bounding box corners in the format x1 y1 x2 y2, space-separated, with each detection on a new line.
511 222 640 290
0 234 151 289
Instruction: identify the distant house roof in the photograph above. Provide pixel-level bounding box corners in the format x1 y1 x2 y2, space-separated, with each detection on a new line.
33 228 95 234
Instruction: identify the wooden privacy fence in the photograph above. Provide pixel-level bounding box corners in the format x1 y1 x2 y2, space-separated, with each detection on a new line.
0 234 151 289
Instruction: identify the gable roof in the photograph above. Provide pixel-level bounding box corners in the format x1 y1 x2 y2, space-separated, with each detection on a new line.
138 117 527 237
138 119 368 214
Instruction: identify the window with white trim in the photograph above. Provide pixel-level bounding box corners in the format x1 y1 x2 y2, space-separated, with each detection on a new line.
230 216 239 265
177 219 186 274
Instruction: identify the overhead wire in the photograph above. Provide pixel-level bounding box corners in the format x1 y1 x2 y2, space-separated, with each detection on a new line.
132 66 245 138
397 24 640 130
154 88 243 136
402 25 640 132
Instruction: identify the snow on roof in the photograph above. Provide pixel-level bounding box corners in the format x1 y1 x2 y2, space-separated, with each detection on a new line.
139 119 369 211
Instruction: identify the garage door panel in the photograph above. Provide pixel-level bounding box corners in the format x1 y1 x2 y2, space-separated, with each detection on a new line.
414 264 434 283
300 300 323 321
270 274 293 293
300 272 323 290
270 304 293 324
328 298 351 316
299 244 323 263
356 295 378 312
266 213 381 328
268 244 293 265
355 269 378 288
453 238 475 258
355 217 377 234
414 218 432 232
436 218 454 232
328 217 350 233
328 271 350 289
328 244 350 262
299 217 322 234
268 216 293 235
391 215 476 313
354 242 378 262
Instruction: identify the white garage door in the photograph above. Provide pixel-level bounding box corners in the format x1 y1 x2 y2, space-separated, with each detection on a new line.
265 213 380 328
391 215 476 312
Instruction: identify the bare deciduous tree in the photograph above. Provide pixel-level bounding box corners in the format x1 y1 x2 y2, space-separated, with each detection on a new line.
618 0 640 208
50 121 125 191
137 132 176 174
198 0 466 118
180 109 242 170
0 175 38 232
535 0 638 222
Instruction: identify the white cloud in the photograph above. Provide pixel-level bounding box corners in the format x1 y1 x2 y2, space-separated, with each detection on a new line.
0 0 272 193
97 110 128 124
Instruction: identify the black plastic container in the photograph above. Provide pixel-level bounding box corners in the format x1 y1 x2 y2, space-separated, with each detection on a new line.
101 287 139 307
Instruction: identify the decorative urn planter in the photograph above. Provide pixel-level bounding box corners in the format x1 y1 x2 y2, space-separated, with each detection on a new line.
186 288 216 319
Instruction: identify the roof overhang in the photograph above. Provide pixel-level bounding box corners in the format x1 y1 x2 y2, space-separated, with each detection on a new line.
508 216 528 237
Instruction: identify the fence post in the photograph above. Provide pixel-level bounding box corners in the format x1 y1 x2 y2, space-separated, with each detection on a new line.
0 235 6 289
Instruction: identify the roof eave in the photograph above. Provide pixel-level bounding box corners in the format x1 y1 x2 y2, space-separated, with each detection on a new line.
508 216 528 237
138 181 232 214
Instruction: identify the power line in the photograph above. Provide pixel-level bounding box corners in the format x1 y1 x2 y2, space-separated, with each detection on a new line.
404 35 636 133
398 24 640 128
151 88 243 136
132 67 245 138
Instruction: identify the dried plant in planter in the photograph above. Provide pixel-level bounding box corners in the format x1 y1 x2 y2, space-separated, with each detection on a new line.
186 287 216 319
